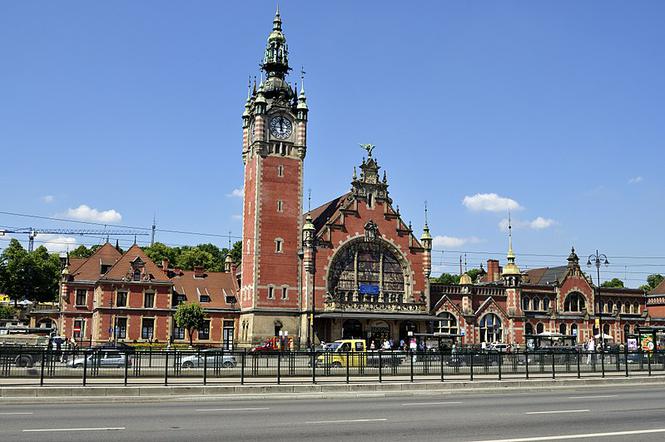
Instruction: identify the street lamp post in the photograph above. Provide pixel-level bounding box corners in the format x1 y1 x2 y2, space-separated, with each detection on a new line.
587 250 610 348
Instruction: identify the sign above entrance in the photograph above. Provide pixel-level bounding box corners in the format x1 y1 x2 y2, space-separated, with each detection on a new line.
359 284 379 295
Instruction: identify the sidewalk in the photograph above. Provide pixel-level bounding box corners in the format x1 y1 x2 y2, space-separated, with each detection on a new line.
2 375 664 404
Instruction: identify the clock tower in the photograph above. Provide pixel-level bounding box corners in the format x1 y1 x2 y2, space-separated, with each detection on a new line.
239 9 309 345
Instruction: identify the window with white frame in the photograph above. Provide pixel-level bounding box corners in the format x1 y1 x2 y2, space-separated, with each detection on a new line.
277 165 284 177
268 286 275 299
435 312 458 335
281 287 288 300
277 200 283 212
275 238 283 253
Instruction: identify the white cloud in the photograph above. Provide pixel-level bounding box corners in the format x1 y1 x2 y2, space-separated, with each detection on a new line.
63 204 122 223
40 235 78 253
42 195 55 203
462 193 522 212
499 217 556 231
226 188 243 198
628 176 643 184
432 235 481 249
231 214 242 220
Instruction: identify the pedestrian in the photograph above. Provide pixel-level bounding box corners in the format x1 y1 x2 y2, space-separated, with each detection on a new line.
370 341 376 351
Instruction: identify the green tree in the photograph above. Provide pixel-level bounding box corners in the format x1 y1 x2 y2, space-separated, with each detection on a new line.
177 248 215 271
143 242 180 267
69 245 94 258
434 273 460 285
228 240 242 264
174 302 205 347
466 268 483 283
601 278 624 288
0 240 60 303
0 305 15 319
640 274 664 292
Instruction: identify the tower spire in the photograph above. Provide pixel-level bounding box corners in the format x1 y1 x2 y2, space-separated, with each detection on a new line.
502 211 520 277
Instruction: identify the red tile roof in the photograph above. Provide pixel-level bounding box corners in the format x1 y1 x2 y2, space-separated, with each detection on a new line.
170 269 238 309
101 244 170 282
651 278 665 295
69 243 122 281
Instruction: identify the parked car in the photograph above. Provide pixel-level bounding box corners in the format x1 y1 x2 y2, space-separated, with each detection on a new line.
446 351 502 367
180 350 237 369
93 342 135 354
69 350 131 368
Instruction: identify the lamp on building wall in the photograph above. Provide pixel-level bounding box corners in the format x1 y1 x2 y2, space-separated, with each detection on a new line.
587 250 610 348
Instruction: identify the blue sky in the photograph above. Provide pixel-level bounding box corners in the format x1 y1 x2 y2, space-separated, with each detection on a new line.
1 1 664 286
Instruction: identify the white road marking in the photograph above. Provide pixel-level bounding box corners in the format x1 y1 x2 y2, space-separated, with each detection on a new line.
23 427 125 433
471 427 665 441
0 412 33 415
195 407 269 412
306 418 387 425
525 409 589 415
401 401 462 406
567 395 617 399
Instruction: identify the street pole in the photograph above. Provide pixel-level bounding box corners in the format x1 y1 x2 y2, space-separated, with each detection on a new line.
587 250 610 348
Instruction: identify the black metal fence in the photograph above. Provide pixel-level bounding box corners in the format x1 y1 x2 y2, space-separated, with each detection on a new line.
1 346 664 386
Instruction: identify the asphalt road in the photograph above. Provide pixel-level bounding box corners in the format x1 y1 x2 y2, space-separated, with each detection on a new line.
3 385 665 441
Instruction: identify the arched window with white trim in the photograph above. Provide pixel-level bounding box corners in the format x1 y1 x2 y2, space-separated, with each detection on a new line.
480 313 502 343
435 312 458 335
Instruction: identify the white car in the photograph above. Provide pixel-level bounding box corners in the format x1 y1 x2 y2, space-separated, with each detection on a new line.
69 350 130 368
180 350 237 369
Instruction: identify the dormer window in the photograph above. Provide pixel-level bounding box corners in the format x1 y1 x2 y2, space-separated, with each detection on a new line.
133 269 141 281
100 264 112 275
200 294 211 303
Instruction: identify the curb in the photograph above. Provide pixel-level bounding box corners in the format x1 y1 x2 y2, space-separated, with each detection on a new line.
1 376 664 404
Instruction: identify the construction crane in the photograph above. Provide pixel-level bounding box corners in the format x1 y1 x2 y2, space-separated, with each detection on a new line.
0 228 148 252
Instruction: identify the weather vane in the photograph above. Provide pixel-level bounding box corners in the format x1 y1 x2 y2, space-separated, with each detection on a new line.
359 143 375 157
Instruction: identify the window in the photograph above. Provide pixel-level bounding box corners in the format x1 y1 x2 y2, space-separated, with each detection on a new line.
133 269 141 281
223 320 234 350
173 323 185 340
116 291 127 307
328 238 406 304
479 313 502 343
608 301 615 313
634 302 640 314
141 318 154 340
277 165 284 177
603 323 610 335
281 287 288 300
275 238 283 253
73 319 85 339
564 293 586 312
268 286 275 299
435 312 458 335
525 323 534 335
144 291 154 308
199 294 211 303
559 323 567 335
533 297 541 311
199 320 210 340
543 297 550 311
536 323 544 334
75 289 87 306
629 303 635 314
277 200 283 212
623 323 631 339
100 264 112 274
116 317 127 339
521 296 530 311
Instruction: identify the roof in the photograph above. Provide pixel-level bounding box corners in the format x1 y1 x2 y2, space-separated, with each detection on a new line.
525 266 567 285
170 270 238 309
651 279 665 295
101 244 169 282
69 243 122 281
306 193 350 232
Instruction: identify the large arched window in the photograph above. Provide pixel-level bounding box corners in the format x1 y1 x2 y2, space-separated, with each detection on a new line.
522 296 530 311
436 312 458 335
564 293 586 312
480 313 502 343
328 238 407 304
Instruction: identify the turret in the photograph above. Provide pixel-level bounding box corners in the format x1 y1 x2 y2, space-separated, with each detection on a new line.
420 204 432 278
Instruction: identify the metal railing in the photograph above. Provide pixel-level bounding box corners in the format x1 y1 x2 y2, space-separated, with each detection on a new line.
0 346 663 386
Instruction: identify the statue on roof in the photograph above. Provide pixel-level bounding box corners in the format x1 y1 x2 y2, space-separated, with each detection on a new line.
359 143 375 157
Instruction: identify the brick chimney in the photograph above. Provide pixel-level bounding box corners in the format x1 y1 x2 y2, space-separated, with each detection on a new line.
193 265 205 278
487 259 500 282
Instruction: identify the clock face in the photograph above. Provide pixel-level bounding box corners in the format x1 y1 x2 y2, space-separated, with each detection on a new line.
269 115 292 139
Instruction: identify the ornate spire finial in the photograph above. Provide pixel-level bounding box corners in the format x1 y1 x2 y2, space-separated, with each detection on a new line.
307 188 312 212
273 5 282 30
300 66 306 94
359 143 375 157
507 211 514 259
424 200 429 227
352 166 357 180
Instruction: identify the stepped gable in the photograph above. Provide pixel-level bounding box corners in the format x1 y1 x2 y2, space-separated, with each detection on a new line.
170 269 239 309
101 244 170 282
69 243 122 281
305 192 351 233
